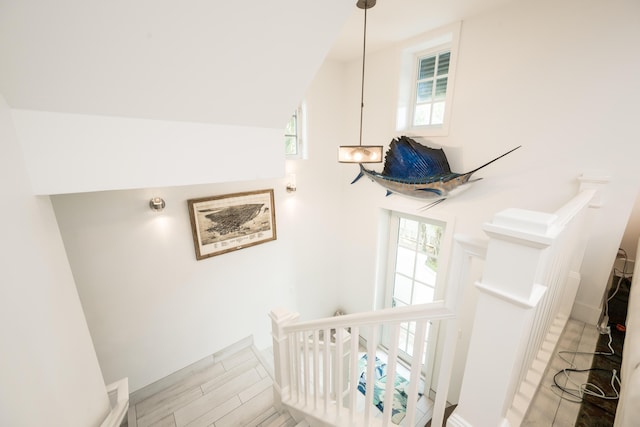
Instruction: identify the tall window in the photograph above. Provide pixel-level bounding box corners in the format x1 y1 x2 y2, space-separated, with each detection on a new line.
382 211 447 391
413 50 450 127
395 22 460 137
284 110 299 156
285 104 305 158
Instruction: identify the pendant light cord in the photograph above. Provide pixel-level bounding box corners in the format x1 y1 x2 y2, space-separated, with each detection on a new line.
358 3 368 147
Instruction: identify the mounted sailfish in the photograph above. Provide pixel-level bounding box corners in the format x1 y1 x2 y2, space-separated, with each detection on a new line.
351 136 521 208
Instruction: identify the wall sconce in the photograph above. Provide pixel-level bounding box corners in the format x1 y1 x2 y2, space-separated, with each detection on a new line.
149 197 166 212
286 174 297 193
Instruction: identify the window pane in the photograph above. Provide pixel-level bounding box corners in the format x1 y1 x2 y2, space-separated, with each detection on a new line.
437 52 451 76
415 255 436 286
412 283 435 304
393 274 413 305
416 81 433 103
406 331 415 356
419 56 436 79
432 102 446 125
284 136 298 155
399 324 409 353
396 246 416 276
399 218 419 248
414 104 431 126
285 114 297 135
435 78 448 99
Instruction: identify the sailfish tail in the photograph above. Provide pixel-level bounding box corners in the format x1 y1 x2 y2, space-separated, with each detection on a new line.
465 145 522 176
351 164 365 184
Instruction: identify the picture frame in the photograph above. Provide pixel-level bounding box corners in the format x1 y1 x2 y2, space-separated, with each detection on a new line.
187 189 277 260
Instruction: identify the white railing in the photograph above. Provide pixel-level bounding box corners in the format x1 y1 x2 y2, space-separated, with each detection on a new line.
271 175 608 427
270 302 455 427
448 175 608 427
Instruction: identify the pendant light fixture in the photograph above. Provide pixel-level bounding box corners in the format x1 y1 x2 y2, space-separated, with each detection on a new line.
338 0 383 163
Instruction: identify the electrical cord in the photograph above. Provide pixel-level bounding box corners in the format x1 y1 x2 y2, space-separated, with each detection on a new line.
552 367 620 402
551 328 620 403
550 247 630 404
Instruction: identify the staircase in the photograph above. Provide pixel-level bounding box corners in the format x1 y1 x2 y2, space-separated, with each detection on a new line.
270 174 608 427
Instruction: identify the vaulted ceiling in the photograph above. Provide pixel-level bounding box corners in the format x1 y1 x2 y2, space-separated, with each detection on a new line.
0 0 512 129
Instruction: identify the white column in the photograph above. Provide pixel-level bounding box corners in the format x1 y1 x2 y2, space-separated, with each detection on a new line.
448 209 555 427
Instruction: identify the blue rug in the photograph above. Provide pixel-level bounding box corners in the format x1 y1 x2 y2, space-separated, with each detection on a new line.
357 354 422 424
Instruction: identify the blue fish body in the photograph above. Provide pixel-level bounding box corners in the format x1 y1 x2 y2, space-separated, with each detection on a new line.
351 136 521 202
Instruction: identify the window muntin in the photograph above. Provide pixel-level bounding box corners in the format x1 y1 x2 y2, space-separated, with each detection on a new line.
284 104 306 159
413 51 451 127
284 110 299 156
395 22 460 137
384 212 445 371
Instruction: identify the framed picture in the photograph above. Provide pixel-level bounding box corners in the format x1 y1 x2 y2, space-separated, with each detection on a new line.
187 189 277 260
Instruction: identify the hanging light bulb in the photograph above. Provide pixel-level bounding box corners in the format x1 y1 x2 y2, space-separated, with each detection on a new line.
338 0 383 163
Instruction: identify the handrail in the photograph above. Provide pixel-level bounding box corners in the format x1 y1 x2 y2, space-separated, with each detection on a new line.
271 301 456 427
450 176 607 427
552 188 596 229
281 300 453 333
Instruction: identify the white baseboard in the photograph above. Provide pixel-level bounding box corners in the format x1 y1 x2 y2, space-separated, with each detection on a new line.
570 300 602 324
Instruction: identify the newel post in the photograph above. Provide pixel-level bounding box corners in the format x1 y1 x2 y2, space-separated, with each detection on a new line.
448 209 556 427
270 307 299 410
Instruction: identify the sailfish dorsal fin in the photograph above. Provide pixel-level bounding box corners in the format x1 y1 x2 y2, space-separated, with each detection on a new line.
382 136 452 180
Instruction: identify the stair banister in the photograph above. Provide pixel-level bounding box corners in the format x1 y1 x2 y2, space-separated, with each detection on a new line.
448 176 606 427
270 300 456 427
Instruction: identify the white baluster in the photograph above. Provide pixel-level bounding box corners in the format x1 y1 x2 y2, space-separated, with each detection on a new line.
323 327 330 414
381 323 400 426
349 325 361 425
364 326 378 425
405 320 427 427
303 330 310 407
313 329 320 411
335 327 344 418
289 332 301 403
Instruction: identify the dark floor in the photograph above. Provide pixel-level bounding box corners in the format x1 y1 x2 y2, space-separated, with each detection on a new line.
574 276 629 426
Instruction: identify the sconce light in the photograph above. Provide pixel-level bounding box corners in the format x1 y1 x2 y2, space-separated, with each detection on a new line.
149 197 166 212
286 174 297 193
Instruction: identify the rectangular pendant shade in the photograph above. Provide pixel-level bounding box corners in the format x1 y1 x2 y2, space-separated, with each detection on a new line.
338 145 383 163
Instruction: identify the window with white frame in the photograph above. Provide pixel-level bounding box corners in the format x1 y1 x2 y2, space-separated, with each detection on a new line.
285 104 305 158
381 211 448 390
414 50 450 127
396 22 460 136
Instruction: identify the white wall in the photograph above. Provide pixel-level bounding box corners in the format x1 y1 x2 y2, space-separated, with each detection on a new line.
0 94 110 426
621 190 640 260
50 61 348 392
12 110 285 195
27 0 640 405
335 0 640 402
339 0 640 316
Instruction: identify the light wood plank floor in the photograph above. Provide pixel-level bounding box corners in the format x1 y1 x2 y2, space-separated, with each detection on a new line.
127 344 297 427
126 321 599 427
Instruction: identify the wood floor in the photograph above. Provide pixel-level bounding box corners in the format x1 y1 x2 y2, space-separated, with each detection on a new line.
127 343 299 427
126 321 599 427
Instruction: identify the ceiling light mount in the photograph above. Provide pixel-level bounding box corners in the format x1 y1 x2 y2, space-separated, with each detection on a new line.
338 0 383 163
356 0 376 9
